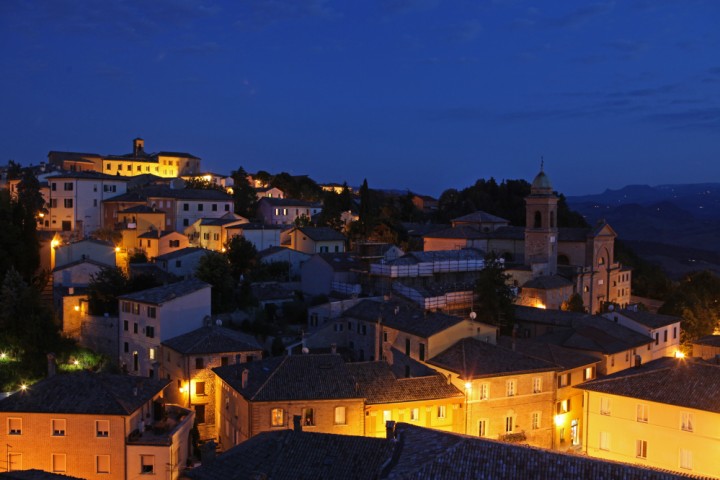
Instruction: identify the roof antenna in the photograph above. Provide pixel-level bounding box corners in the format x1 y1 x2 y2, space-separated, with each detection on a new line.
540 156 544 172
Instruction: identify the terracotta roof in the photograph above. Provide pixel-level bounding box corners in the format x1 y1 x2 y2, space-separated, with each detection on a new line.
0 371 168 415
497 337 601 371
579 357 720 414
184 429 392 480
213 354 362 402
156 151 200 159
0 470 85 480
615 309 682 329
693 335 720 347
346 362 464 404
46 171 130 181
342 298 464 339
118 278 210 305
162 326 262 354
51 257 112 273
452 210 509 224
137 230 177 239
428 337 558 379
118 205 163 214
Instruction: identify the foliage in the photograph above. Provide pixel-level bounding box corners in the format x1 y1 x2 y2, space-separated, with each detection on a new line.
560 293 585 313
230 166 258 219
225 236 257 282
92 227 122 245
87 267 130 316
474 253 516 329
250 261 290 282
129 251 148 264
614 240 672 299
316 183 354 230
195 252 237 313
271 336 286 356
659 270 720 343
269 172 322 201
183 177 226 191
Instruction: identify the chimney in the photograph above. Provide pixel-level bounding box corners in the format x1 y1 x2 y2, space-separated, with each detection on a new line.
331 343 337 354
447 374 452 385
241 369 249 389
385 420 396 440
293 415 302 432
47 353 56 377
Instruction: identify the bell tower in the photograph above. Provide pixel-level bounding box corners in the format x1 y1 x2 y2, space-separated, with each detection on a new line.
524 163 558 277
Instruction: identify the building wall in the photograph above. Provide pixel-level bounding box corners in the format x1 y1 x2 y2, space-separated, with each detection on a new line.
47 177 128 235
228 227 283 252
172 199 233 232
300 257 334 297
0 411 126 479
54 241 116 270
158 251 207 278
53 262 104 289
250 399 364 438
553 364 598 452
603 313 681 360
584 391 717 477
365 398 463 437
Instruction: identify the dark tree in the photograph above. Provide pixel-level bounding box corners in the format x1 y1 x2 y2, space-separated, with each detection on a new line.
225 236 257 282
230 166 258 219
560 293 585 313
87 267 130 316
659 270 720 343
195 252 236 313
474 253 516 329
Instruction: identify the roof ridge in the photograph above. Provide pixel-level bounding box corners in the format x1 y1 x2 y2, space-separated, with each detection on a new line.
250 356 290 401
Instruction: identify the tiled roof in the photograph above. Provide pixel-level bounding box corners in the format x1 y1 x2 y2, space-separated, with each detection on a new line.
118 278 210 305
497 337 600 371
346 362 464 404
259 197 320 207
48 150 101 158
51 257 112 273
428 337 558 379
424 225 593 243
385 423 700 480
316 253 363 272
579 357 720 414
156 151 200 159
296 226 346 242
137 230 177 239
0 371 168 415
184 429 392 480
0 470 85 480
46 171 130 181
342 298 464 338
522 274 574 290
421 225 488 240
616 309 682 329
119 205 163 214
155 247 206 261
162 326 262 354
452 210 509 224
213 354 362 402
693 335 720 347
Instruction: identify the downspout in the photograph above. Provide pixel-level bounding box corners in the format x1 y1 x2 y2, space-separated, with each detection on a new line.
583 390 589 454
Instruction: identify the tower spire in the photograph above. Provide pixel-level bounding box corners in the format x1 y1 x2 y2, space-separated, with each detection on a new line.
540 156 544 172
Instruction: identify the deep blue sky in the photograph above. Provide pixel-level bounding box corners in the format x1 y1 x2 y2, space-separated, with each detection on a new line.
1 1 718 197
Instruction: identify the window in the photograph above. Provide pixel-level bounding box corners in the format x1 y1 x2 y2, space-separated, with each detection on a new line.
655 332 659 345
224 204 230 211
419 343 425 361
146 326 155 338
8 453 21 472
637 404 648 423
52 419 66 436
141 455 155 474
664 330 668 342
147 306 156 319
123 320 128 331
531 412 541 430
334 406 346 425
506 379 516 397
681 412 694 432
600 397 611 415
405 338 410 355
63 182 74 191
196 358 204 369
8 417 22 435
480 383 489 400
133 303 140 315
271 408 284 427
213 233 219 241
410 408 419 421
198 204 204 211
183 203 189 211
532 377 542 393
52 182 57 191
437 405 446 419
64 198 73 208
96 420 109 437
636 440 647 459
133 323 138 334
301 407 315 426
478 419 487 437
584 366 595 380
557 399 570 414
383 410 392 423
96 455 110 474
680 449 693 470
149 348 155 360
124 342 129 353
221 356 229 366
504 415 514 433
52 453 66 473
169 239 180 248
557 373 570 388
203 232 210 240
599 431 610 451
50 198 57 208
195 381 206 396
183 219 189 226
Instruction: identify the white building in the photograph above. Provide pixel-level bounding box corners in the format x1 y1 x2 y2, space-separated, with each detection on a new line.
602 308 682 360
118 278 211 377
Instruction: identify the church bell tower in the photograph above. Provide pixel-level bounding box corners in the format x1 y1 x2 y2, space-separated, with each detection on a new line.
524 164 558 277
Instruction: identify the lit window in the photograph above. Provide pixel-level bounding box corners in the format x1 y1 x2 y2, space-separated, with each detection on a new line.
600 397 611 415
506 379 517 397
599 431 610 451
141 455 155 474
383 410 392 423
271 408 284 427
8 418 22 435
557 399 570 414
195 381 206 396
637 404 648 423
532 377 542 393
680 449 693 470
303 408 315 426
149 348 155 360
504 415 514 433
480 383 489 400
584 366 595 380
531 412 541 429
96 420 109 437
636 440 647 459
52 419 66 436
681 412 694 432
334 406 346 425
410 408 419 421
52 453 66 473
96 455 110 474
437 405 446 419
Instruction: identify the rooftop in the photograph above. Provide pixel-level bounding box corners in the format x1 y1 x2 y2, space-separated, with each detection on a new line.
118 278 210 305
155 247 206 261
295 226 346 242
0 371 168 415
615 308 682 329
162 326 262 354
452 210 509 224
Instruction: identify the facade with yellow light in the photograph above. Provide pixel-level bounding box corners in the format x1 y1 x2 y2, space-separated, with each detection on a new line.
580 357 720 478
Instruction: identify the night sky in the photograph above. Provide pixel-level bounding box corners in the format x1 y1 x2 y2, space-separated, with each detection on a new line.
1 1 718 197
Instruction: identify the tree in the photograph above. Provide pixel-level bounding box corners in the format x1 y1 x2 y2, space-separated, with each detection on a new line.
474 253 516 329
87 267 130 316
225 236 257 282
659 270 720 343
230 166 258 219
561 293 585 313
195 252 236 313
129 251 148 264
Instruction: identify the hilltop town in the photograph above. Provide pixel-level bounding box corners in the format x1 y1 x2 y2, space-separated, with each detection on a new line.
0 139 718 480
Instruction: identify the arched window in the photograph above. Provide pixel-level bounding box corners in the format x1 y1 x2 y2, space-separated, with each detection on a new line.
534 211 542 228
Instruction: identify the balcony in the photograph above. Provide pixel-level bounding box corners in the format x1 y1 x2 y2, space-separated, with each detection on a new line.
127 404 194 446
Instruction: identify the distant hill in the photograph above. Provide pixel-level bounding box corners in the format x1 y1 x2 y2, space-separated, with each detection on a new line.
568 183 720 278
